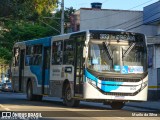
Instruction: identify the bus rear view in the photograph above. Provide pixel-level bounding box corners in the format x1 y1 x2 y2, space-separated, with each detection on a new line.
83 30 148 109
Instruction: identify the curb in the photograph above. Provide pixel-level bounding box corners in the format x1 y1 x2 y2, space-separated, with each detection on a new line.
125 104 160 111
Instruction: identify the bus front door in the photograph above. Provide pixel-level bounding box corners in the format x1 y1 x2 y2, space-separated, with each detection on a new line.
42 47 50 95
74 42 84 97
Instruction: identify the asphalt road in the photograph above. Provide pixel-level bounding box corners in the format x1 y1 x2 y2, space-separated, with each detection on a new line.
0 91 159 120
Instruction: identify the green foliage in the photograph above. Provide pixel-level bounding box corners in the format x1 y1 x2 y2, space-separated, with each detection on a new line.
0 0 76 64
0 58 8 65
0 0 12 17
0 0 58 20
34 0 58 15
65 7 75 22
53 7 76 32
0 21 58 63
1 21 58 49
0 0 58 63
0 47 11 64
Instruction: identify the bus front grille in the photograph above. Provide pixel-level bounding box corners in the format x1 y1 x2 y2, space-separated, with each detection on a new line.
98 77 141 82
99 88 141 96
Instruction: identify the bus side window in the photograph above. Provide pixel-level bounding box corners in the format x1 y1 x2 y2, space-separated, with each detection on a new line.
63 40 75 65
32 45 42 65
52 41 63 65
25 45 42 66
33 55 42 65
25 56 31 66
25 46 32 66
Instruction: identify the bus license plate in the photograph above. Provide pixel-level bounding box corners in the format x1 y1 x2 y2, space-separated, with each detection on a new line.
114 96 125 100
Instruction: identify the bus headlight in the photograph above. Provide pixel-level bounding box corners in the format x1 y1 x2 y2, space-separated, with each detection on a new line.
141 81 147 90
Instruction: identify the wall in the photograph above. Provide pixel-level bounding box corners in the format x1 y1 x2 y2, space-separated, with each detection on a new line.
143 1 160 24
148 44 160 100
79 9 158 36
155 45 160 68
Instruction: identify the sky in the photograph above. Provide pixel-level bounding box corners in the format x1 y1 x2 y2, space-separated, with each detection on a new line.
64 0 159 10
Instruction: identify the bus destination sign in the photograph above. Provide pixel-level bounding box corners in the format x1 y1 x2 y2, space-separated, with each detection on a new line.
99 34 136 41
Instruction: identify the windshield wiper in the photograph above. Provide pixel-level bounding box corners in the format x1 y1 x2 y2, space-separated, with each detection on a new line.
103 42 113 60
123 43 136 58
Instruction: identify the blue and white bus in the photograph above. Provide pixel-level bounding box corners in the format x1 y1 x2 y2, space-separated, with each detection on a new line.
11 30 148 109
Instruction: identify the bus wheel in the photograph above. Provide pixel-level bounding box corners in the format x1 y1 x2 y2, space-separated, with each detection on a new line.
64 85 79 107
110 102 125 109
27 82 36 101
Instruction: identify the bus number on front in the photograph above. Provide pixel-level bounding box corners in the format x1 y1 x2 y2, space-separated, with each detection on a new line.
130 87 136 91
100 34 109 39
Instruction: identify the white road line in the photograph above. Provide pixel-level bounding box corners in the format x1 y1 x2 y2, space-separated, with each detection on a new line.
0 104 11 111
4 107 10 111
115 117 125 120
0 104 3 108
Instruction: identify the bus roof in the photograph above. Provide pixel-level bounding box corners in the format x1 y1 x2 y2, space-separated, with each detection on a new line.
13 29 144 47
14 36 52 47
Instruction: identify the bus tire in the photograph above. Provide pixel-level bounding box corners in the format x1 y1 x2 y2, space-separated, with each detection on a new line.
110 102 125 109
27 81 36 101
64 84 79 107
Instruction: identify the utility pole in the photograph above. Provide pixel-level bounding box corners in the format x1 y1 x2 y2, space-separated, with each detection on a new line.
61 0 64 34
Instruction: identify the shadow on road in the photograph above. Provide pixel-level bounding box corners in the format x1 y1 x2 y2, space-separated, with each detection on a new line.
0 92 159 115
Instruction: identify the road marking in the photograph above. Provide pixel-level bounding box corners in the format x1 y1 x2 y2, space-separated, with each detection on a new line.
0 104 11 111
115 117 125 120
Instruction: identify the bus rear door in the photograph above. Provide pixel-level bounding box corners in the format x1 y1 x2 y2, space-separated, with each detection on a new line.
19 49 25 91
42 47 50 95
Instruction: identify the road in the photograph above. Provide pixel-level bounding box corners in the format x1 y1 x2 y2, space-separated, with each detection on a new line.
0 91 159 120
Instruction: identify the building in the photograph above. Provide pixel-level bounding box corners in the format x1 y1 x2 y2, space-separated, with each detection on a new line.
70 3 158 37
147 37 160 100
144 1 160 100
69 2 160 100
143 1 160 34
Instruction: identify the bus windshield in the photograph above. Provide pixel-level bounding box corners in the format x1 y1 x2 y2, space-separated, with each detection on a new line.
87 40 147 74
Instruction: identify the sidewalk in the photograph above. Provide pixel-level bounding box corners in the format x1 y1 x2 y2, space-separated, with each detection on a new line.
126 100 160 111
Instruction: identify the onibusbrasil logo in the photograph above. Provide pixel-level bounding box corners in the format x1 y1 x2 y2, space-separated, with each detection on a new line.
1 112 42 119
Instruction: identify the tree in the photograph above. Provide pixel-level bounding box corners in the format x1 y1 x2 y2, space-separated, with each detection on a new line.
0 0 59 63
0 0 76 64
64 7 76 32
0 0 12 17
64 7 75 22
0 0 58 20
0 47 11 64
52 7 76 33
0 21 60 63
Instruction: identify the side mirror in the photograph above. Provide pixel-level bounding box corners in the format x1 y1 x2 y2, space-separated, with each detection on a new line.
83 47 86 58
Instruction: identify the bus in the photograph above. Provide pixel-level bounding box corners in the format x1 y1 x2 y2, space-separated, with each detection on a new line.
11 29 148 109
